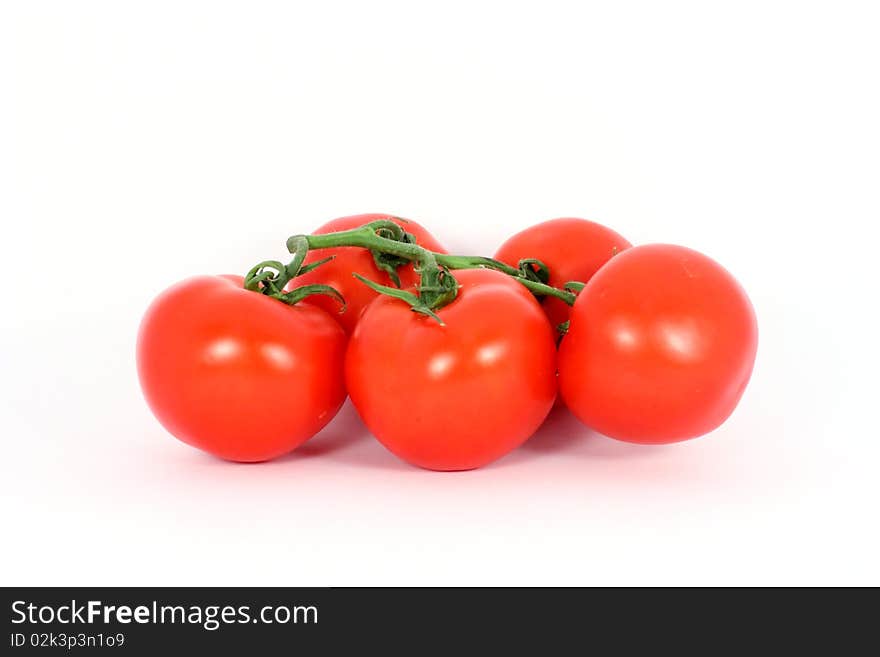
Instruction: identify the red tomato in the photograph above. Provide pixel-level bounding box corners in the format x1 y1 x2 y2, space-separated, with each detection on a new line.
494 218 631 327
558 244 758 443
137 275 346 462
345 269 558 471
294 214 446 334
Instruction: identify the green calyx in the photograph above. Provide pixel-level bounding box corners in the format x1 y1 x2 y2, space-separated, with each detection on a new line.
353 274 450 324
517 258 551 284
370 223 419 287
244 236 345 309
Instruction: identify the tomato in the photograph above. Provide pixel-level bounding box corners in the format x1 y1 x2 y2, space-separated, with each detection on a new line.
558 244 758 443
345 268 558 471
294 213 446 334
494 218 631 327
137 275 346 462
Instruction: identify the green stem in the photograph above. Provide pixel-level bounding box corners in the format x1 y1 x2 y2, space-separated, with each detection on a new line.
292 220 420 260
435 254 521 277
249 219 581 317
294 230 577 306
436 254 576 306
291 221 457 310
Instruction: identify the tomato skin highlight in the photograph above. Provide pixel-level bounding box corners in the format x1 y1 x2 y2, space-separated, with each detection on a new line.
494 218 631 327
345 269 558 471
294 213 447 334
137 275 347 462
558 244 758 444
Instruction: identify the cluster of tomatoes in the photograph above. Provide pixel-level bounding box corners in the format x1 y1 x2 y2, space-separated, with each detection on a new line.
137 214 758 470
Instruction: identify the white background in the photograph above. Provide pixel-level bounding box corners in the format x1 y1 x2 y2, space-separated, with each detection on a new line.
1 1 878 586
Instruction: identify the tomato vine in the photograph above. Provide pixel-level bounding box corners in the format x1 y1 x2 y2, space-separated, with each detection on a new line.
245 218 580 322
